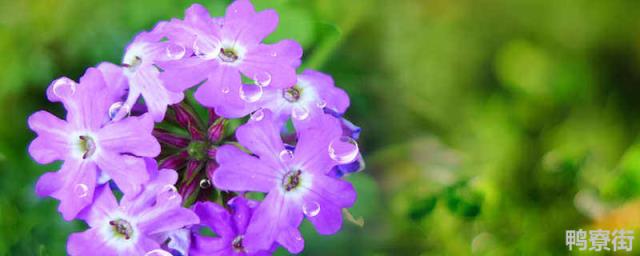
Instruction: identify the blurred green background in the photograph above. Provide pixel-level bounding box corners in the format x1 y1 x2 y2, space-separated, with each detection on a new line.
3 0 640 255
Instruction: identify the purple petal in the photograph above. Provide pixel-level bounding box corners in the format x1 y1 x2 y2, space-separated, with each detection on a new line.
228 196 254 234
193 65 243 112
120 168 178 213
193 202 234 239
96 62 128 100
137 204 199 236
190 236 231 256
213 145 278 193
125 237 161 255
302 174 356 234
158 228 192 256
244 192 303 253
64 68 113 130
128 67 184 122
158 57 215 93
42 159 98 221
67 228 116 256
96 152 148 196
276 226 305 254
27 111 70 164
77 185 118 227
223 2 278 47
240 40 303 89
235 110 285 163
299 69 349 114
293 114 342 174
97 114 160 157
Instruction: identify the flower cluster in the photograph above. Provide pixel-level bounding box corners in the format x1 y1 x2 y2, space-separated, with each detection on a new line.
27 0 363 255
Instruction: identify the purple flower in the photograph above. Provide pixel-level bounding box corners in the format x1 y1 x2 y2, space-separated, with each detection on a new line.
159 0 303 118
252 69 350 129
102 22 185 122
28 68 160 220
190 197 273 256
212 111 357 253
67 168 199 255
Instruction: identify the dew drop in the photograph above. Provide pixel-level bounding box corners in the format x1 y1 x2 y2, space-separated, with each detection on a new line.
165 43 186 60
316 100 327 108
278 150 294 163
193 37 217 60
52 78 77 98
253 71 272 87
161 184 179 201
250 109 265 121
328 136 359 164
271 51 278 57
302 201 321 217
291 105 310 120
108 102 131 120
74 184 89 198
144 249 172 256
199 178 211 189
239 84 263 103
221 86 230 94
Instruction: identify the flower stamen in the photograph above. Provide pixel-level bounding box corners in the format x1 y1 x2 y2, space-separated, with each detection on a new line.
79 135 97 159
282 170 302 192
283 87 301 103
219 48 238 63
109 219 133 240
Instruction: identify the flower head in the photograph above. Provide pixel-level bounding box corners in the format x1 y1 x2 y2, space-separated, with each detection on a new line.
212 111 357 253
159 0 303 118
102 22 185 122
67 168 199 256
252 70 350 129
191 197 273 256
29 68 160 220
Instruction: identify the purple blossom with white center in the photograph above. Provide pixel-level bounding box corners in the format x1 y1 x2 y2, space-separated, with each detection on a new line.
251 69 350 129
159 0 303 118
67 168 199 255
212 110 357 253
28 1 365 255
103 22 185 122
190 197 273 256
28 68 161 220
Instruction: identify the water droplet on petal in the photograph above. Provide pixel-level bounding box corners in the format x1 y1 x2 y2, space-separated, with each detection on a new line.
316 100 327 108
52 78 77 98
302 201 321 217
144 249 173 256
221 86 230 94
108 102 131 120
250 109 265 121
279 150 294 163
165 43 186 60
199 178 211 189
161 184 179 201
291 105 310 120
328 136 359 164
253 71 272 87
271 51 278 57
239 84 263 103
74 184 89 198
193 37 217 60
